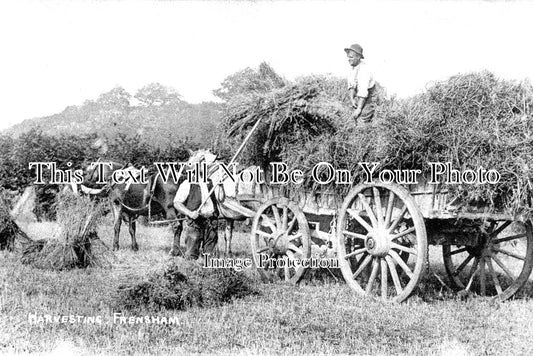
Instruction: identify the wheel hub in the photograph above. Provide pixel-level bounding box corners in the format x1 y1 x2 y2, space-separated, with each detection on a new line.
268 230 290 255
469 233 494 258
365 227 391 257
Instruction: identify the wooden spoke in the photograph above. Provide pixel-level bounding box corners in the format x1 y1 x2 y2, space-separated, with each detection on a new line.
488 221 497 234
443 247 468 257
282 206 288 230
256 246 269 254
353 254 372 279
259 215 277 231
345 247 367 260
487 258 503 295
288 232 303 242
357 193 379 227
287 243 304 256
380 258 388 300
390 242 417 256
384 191 396 228
453 254 474 277
465 258 480 291
255 230 273 239
389 250 413 278
492 233 526 245
492 255 515 280
286 216 298 235
388 205 408 233
286 250 300 269
343 230 367 240
365 259 380 293
492 247 526 261
386 256 403 295
373 187 384 226
283 256 290 281
469 257 480 278
347 209 373 232
480 258 486 296
490 221 512 238
390 227 416 241
260 254 274 268
272 205 282 229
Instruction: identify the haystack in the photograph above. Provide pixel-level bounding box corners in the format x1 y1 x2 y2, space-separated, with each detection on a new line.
21 191 109 270
222 66 533 215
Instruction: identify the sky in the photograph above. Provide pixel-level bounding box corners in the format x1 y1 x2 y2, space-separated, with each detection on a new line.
0 0 532 131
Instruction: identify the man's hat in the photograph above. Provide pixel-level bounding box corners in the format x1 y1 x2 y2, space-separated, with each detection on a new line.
344 43 364 58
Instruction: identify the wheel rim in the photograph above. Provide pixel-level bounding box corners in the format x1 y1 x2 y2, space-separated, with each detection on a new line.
251 197 311 284
443 220 533 300
337 183 427 302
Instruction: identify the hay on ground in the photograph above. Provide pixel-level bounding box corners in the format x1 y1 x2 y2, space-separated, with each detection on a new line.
115 258 258 311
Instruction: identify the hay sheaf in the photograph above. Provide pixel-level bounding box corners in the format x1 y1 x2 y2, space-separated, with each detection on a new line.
223 67 533 215
223 74 354 168
21 191 110 270
115 259 258 311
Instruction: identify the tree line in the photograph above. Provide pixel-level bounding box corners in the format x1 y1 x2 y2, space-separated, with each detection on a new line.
0 63 285 219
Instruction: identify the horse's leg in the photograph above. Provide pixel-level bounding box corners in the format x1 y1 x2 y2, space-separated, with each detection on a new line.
128 215 138 251
169 220 183 256
111 201 122 251
165 208 183 256
183 219 202 260
225 219 234 256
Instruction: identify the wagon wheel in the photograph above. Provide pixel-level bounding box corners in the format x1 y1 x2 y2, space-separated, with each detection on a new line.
251 197 311 284
337 183 427 302
443 220 533 300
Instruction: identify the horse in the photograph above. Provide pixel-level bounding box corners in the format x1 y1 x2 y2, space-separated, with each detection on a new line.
108 173 182 252
74 151 260 255
76 160 183 252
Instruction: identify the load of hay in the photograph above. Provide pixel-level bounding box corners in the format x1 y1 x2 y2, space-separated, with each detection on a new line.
21 191 110 269
0 190 33 251
115 259 258 311
221 65 533 215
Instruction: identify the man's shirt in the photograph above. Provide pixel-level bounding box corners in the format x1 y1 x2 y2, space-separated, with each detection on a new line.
347 61 375 98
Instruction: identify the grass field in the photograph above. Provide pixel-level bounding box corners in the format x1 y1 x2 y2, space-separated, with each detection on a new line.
1 218 533 355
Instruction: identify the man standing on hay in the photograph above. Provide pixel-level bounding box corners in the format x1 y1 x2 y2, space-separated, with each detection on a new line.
173 158 219 260
345 43 376 123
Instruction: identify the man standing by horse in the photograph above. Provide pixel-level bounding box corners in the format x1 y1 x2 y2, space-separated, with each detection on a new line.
345 43 377 124
173 155 219 260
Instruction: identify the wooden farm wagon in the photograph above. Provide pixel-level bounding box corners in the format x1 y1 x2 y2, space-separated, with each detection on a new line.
243 176 533 303
216 106 533 303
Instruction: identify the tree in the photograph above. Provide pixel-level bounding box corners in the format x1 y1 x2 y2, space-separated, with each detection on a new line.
95 87 132 135
134 83 182 107
97 87 131 110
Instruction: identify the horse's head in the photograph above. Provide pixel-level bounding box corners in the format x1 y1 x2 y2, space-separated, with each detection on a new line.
83 160 126 187
186 149 219 180
187 149 218 166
